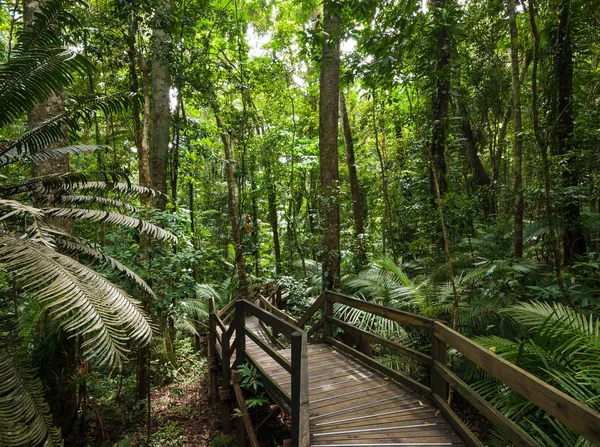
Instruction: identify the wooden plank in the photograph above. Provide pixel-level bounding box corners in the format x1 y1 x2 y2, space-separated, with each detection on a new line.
326 291 434 330
235 300 246 367
297 293 326 328
246 352 292 410
433 361 539 447
291 331 310 447
430 333 447 400
432 394 483 447
327 316 432 366
244 300 298 338
307 317 325 339
245 327 292 373
434 321 600 445
232 380 260 447
218 299 235 319
258 319 287 349
257 294 298 325
325 336 431 398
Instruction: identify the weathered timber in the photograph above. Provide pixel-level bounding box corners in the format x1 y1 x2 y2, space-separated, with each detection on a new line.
325 336 431 398
432 393 483 447
307 317 325 339
244 327 292 373
326 291 434 330
434 321 600 445
433 361 539 447
232 374 260 447
257 294 298 325
297 293 326 329
243 300 298 338
291 331 310 447
326 316 431 366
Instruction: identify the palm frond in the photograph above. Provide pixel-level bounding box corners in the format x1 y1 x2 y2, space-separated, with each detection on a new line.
0 342 63 447
0 145 105 167
54 236 155 298
0 236 152 368
41 194 139 212
42 208 177 242
0 49 93 128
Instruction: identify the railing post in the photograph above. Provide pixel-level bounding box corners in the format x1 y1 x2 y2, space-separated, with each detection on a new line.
323 291 333 340
431 321 448 400
235 300 246 367
220 322 232 434
291 330 309 447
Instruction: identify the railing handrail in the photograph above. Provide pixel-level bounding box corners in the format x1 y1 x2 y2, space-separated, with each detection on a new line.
234 299 310 447
433 321 600 446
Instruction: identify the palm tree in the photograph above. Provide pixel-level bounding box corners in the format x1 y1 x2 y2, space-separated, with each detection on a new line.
0 1 174 444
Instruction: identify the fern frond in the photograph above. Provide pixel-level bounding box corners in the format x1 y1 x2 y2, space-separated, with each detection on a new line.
0 236 152 368
0 145 104 167
42 208 177 242
0 49 93 128
41 194 139 212
0 342 63 447
54 236 154 298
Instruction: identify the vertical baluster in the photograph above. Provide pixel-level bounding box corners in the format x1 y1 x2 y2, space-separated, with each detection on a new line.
291 331 309 447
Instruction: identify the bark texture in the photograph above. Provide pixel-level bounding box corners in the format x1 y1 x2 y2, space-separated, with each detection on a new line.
319 0 342 290
430 0 451 197
150 9 171 210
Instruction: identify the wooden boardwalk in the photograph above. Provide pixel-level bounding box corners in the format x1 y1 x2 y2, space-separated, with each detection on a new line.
243 317 466 446
209 292 600 447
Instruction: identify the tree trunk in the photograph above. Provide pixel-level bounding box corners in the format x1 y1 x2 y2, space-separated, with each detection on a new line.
319 0 342 291
266 160 282 276
555 0 585 265
457 90 494 215
339 92 366 268
150 7 171 211
509 0 524 258
430 0 451 197
213 108 249 300
139 52 151 190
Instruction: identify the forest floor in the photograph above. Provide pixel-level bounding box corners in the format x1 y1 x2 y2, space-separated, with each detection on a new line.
75 337 288 447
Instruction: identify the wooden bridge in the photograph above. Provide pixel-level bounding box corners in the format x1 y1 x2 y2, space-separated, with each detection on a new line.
208 290 600 447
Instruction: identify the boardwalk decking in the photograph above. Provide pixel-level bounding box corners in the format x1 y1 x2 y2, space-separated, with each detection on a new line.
211 294 600 447
241 317 467 446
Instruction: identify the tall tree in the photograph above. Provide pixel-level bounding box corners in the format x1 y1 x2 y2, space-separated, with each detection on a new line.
509 0 524 258
339 91 366 268
150 2 171 211
430 0 451 197
319 0 342 290
554 0 586 265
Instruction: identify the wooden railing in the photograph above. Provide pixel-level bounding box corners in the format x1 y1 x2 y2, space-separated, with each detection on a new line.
209 298 309 447
299 290 600 447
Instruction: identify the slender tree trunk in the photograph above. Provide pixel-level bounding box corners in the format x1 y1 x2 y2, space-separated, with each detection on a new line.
457 91 493 215
213 108 249 300
529 0 570 302
339 92 366 268
265 160 282 276
139 52 151 190
150 6 171 211
430 0 451 197
319 0 342 290
372 91 392 257
555 0 585 265
509 0 524 258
